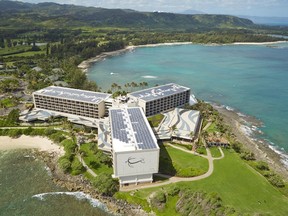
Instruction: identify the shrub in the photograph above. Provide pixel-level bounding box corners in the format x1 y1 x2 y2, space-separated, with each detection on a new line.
23 127 33 135
167 186 180 196
255 161 269 171
71 158 85 175
268 174 285 188
58 156 72 173
89 159 100 169
49 132 66 143
240 151 255 161
8 129 22 138
151 191 167 210
231 141 242 153
92 173 119 196
44 127 56 136
63 139 77 154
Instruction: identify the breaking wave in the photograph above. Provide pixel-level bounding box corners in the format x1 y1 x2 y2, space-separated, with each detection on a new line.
32 192 107 210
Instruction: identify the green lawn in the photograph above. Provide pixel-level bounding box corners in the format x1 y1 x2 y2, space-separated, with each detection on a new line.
206 122 216 132
209 147 222 158
132 149 288 215
159 144 209 177
148 114 165 128
80 143 113 175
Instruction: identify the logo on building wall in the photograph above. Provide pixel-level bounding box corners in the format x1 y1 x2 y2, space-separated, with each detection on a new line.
125 157 145 168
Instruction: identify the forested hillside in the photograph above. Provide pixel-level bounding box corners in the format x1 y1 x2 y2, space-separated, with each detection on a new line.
0 0 254 30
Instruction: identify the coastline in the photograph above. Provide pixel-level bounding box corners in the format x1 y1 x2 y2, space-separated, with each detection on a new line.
78 40 287 73
214 105 288 180
78 42 193 72
78 40 288 181
0 135 147 215
0 135 64 155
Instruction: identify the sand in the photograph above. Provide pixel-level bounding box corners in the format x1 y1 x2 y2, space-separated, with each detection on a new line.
0 135 64 155
77 42 194 72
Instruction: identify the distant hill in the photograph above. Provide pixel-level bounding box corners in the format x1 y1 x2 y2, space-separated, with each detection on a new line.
0 0 255 30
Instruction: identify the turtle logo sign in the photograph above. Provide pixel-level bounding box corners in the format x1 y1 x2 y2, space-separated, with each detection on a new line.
125 157 145 168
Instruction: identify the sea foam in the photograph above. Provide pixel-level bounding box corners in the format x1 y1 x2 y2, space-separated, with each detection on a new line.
141 75 157 79
32 192 107 210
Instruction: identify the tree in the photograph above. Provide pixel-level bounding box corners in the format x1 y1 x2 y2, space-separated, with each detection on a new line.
58 156 72 173
92 173 119 196
71 159 85 175
6 109 20 126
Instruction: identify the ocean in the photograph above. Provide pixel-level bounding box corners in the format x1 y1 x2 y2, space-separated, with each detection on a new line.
87 42 288 166
0 150 110 216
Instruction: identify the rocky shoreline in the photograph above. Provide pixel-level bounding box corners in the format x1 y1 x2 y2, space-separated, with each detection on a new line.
215 105 288 180
35 151 153 216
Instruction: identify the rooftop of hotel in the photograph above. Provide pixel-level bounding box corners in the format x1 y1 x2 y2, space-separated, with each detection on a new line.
110 107 159 152
128 83 190 102
34 86 111 104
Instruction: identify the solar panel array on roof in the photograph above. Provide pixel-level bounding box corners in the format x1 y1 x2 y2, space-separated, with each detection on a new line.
127 108 157 150
129 83 190 102
110 109 129 143
35 86 111 104
110 108 158 150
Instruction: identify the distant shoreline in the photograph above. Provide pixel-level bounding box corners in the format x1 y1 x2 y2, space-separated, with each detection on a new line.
78 40 287 73
78 42 193 73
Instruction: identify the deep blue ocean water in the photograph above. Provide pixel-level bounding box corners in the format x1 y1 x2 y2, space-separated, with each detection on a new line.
88 42 288 163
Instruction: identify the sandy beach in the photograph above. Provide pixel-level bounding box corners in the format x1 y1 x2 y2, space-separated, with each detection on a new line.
78 42 194 72
215 106 288 180
0 135 64 155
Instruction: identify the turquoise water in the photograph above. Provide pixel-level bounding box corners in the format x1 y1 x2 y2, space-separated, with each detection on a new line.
0 150 109 216
88 43 288 161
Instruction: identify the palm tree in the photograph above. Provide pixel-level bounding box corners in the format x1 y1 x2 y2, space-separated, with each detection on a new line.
131 82 137 91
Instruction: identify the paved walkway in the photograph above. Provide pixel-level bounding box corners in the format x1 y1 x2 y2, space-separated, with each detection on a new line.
76 154 97 177
120 144 224 192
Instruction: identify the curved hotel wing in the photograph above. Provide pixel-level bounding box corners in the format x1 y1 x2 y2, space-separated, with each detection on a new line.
128 83 190 116
110 107 160 186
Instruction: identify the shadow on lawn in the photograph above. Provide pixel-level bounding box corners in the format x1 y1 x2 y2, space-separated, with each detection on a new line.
158 141 177 176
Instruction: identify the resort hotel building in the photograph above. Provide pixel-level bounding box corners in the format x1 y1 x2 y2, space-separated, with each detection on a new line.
110 107 159 186
21 86 112 127
20 83 200 186
128 83 191 116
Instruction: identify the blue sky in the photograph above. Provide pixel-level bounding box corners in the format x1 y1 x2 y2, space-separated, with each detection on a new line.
20 0 288 17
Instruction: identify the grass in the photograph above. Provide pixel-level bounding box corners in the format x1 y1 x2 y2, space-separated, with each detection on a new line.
148 114 165 128
80 143 113 175
114 192 151 212
206 122 219 133
0 98 18 108
134 149 288 215
209 147 222 158
159 143 209 177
